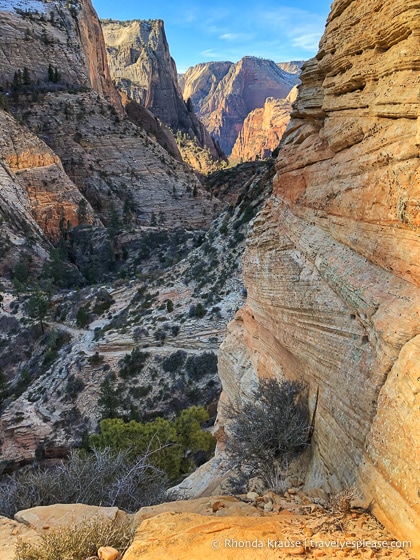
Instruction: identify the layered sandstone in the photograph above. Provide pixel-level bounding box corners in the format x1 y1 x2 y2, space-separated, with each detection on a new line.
0 2 218 232
0 0 121 109
0 108 97 242
180 57 300 155
216 0 420 553
102 19 224 170
230 87 298 162
277 61 305 75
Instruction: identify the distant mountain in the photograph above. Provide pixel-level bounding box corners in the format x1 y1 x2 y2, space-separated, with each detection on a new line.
180 56 301 156
277 60 305 74
230 87 298 163
102 19 226 173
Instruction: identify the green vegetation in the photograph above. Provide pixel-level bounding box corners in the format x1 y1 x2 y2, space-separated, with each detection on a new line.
76 305 90 328
26 290 49 333
119 347 150 379
97 374 120 419
90 405 215 481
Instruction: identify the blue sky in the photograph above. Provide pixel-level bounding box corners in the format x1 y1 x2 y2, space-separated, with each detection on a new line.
95 0 332 73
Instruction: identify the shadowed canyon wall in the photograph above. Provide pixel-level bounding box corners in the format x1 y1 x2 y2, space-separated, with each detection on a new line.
217 0 420 552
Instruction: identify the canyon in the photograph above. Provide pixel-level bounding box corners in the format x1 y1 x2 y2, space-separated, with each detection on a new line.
0 0 418 557
102 19 226 173
180 57 301 158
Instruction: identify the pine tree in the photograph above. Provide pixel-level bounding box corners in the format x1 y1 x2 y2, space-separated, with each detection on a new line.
22 67 31 86
47 63 55 82
98 375 120 419
27 290 49 334
77 198 88 225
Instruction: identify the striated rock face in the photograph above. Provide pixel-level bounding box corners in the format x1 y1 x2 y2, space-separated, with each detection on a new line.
180 57 300 156
230 88 298 163
102 19 224 170
0 0 121 110
0 4 218 233
119 91 183 162
217 0 420 552
0 109 97 242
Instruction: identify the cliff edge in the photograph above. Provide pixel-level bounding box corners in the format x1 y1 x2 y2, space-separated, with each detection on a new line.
216 0 420 553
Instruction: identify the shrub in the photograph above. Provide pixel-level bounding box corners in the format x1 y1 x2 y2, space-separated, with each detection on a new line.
90 406 215 482
184 352 217 380
0 447 167 518
188 303 206 318
65 374 85 399
87 351 104 366
223 378 309 481
119 348 149 379
15 517 134 560
162 350 187 373
76 305 90 328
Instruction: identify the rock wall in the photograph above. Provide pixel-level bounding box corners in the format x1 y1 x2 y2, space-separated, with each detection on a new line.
102 19 224 169
0 0 121 110
230 88 298 163
0 3 218 233
181 57 300 156
217 0 420 552
0 109 97 241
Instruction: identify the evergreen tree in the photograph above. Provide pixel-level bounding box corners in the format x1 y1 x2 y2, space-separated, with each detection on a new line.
27 290 49 333
98 375 120 419
77 198 88 225
107 201 121 240
22 67 31 86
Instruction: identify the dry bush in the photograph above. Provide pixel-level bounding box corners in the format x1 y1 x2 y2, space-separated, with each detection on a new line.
223 378 310 486
0 447 167 518
14 517 134 560
329 485 360 513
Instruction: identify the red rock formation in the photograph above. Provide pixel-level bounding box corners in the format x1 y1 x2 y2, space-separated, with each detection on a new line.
76 0 123 110
0 109 96 242
217 0 420 553
230 88 298 163
181 57 300 156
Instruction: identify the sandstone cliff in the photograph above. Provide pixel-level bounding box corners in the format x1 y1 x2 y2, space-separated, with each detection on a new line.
180 57 300 156
216 0 420 553
0 0 120 109
102 19 225 172
277 61 305 75
0 108 98 243
0 1 216 233
230 87 298 163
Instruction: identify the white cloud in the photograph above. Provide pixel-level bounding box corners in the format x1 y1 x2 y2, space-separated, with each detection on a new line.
291 32 322 51
220 32 254 42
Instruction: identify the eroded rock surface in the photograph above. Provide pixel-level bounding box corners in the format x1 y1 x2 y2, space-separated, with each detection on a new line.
102 19 225 172
180 57 300 155
216 0 420 553
230 88 298 163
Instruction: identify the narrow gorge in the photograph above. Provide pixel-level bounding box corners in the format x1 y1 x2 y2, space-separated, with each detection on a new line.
0 0 418 557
